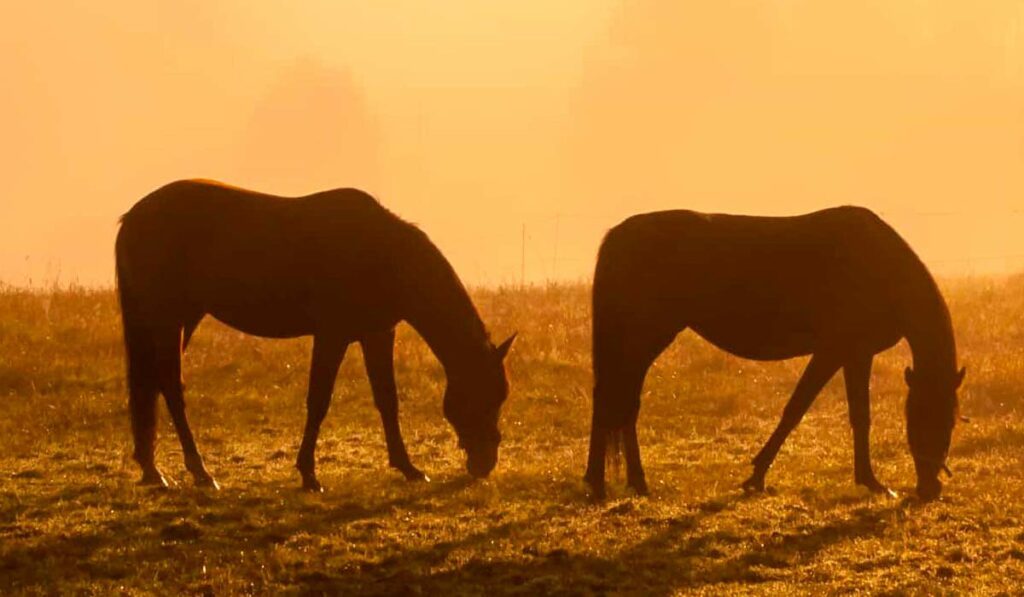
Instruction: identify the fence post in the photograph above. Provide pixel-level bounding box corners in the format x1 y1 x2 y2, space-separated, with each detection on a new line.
520 222 526 288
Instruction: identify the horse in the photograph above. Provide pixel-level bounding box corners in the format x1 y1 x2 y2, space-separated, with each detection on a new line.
115 180 516 491
584 206 964 502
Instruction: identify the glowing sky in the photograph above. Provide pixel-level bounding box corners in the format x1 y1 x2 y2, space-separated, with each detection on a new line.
2 1 1022 285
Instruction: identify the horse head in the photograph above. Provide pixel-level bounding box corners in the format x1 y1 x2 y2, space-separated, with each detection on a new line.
905 365 965 501
444 333 516 478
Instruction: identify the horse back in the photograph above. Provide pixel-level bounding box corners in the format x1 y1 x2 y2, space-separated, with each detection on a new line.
116 180 411 337
594 206 913 358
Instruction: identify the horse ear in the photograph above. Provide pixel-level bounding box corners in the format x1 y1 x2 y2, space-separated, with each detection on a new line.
904 367 915 387
495 333 517 361
955 366 966 389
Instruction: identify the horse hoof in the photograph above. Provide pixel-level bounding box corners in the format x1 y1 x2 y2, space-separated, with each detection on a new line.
139 470 169 488
584 478 607 501
741 476 765 493
398 466 430 482
301 479 324 493
857 477 896 498
196 476 221 491
870 485 898 499
628 479 650 496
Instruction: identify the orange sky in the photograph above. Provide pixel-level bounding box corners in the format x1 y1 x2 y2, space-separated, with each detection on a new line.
2 1 1022 286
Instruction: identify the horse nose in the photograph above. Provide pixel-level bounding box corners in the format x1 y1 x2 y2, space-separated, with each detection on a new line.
466 458 494 478
467 463 489 478
466 451 496 478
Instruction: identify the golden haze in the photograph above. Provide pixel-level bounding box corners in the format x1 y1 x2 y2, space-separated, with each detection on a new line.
2 1 1022 285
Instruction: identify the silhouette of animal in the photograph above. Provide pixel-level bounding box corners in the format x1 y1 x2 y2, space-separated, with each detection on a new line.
585 206 963 501
116 180 515 491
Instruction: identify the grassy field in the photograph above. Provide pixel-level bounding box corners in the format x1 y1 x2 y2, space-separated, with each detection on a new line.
1 278 1023 595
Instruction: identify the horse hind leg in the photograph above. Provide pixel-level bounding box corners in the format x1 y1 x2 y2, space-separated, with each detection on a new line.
181 311 204 352
296 335 348 492
124 321 167 487
586 317 677 499
361 328 427 481
153 324 218 489
622 321 682 496
743 353 841 493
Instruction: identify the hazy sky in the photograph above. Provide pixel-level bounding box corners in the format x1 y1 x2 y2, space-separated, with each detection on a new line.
2 1 1022 286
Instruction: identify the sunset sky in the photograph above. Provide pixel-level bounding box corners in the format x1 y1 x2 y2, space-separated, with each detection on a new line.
2 1 1022 286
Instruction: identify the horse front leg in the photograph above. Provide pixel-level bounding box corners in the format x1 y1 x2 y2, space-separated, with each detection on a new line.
361 328 428 481
296 335 348 492
843 354 895 497
743 353 840 492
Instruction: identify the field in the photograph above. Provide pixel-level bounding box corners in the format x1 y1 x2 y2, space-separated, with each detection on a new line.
1 278 1023 595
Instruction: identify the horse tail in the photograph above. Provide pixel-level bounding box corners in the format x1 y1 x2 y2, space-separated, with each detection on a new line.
116 222 160 464
591 226 634 483
116 223 157 387
594 307 627 484
115 223 139 340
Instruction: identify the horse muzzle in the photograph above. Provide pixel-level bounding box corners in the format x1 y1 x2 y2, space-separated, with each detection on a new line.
465 445 498 479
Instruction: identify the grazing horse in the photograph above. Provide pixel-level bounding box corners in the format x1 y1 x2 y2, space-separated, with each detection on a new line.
116 180 515 491
585 206 964 501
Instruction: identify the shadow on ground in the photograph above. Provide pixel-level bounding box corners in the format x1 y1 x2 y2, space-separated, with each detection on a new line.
0 468 906 595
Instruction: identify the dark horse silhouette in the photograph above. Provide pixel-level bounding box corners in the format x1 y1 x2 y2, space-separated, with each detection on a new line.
584 206 964 501
116 180 515 491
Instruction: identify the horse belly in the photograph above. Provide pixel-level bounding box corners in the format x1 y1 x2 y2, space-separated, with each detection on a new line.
200 281 397 340
690 314 818 361
207 304 313 339
192 272 316 338
689 301 900 360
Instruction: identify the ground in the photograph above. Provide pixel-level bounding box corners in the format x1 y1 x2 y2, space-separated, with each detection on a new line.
1 279 1023 595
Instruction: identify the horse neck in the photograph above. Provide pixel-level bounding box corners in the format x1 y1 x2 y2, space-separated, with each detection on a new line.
903 274 958 380
401 250 491 378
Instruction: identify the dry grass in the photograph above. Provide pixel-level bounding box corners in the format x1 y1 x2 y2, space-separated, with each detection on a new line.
1 278 1023 595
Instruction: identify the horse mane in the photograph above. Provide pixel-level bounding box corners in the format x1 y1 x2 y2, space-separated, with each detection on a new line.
871 212 958 370
314 191 497 366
